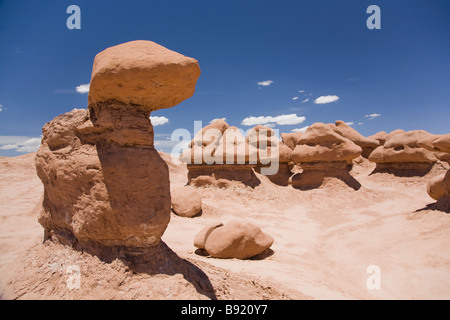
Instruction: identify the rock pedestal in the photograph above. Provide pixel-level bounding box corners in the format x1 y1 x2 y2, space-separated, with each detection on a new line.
36 40 200 249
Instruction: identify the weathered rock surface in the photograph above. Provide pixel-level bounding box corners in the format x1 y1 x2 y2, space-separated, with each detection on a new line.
196 220 274 259
36 40 200 248
281 132 303 150
291 123 362 189
292 123 362 163
194 222 223 249
171 186 202 217
88 40 201 111
368 131 388 145
427 170 450 201
334 121 379 157
369 130 437 175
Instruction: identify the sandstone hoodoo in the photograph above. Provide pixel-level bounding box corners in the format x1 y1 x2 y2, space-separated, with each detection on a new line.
181 121 260 188
249 125 293 186
291 123 362 190
171 186 202 218
194 220 274 259
369 130 437 175
36 40 201 249
334 121 379 158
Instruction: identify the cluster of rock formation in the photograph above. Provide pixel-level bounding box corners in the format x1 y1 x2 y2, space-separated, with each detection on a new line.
181 121 292 187
181 119 450 193
36 40 201 250
194 220 274 259
35 39 449 271
290 122 363 190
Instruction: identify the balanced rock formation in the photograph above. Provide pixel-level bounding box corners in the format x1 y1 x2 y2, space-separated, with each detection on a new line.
334 121 379 158
369 130 437 175
249 125 293 186
171 186 202 217
291 123 362 190
181 121 260 187
36 40 200 250
194 220 274 259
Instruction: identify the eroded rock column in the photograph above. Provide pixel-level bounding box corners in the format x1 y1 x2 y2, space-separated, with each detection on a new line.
36 40 200 248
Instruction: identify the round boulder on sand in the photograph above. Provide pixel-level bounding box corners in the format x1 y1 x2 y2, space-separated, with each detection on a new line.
196 220 274 259
171 186 202 217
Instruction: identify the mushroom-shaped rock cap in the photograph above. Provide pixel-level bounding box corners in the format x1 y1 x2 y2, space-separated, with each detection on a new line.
335 120 379 149
88 40 201 112
292 123 362 163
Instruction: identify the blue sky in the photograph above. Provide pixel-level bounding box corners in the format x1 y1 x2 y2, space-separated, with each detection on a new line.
1 0 449 156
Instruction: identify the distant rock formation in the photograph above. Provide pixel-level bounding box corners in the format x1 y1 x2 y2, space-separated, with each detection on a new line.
36 40 201 250
291 123 362 190
181 120 261 187
194 220 274 259
418 133 450 165
249 125 293 186
369 130 437 176
281 132 303 150
334 121 379 158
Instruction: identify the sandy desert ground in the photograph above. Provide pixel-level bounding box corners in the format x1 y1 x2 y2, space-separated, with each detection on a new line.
0 151 449 300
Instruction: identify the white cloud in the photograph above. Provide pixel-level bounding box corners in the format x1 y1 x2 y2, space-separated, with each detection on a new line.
345 122 354 126
301 98 309 103
241 114 306 126
0 104 3 112
150 116 169 126
358 122 364 125
314 95 340 104
365 113 381 120
76 83 90 94
292 97 299 100
257 80 274 87
299 90 305 93
209 117 226 124
291 126 309 133
0 136 42 153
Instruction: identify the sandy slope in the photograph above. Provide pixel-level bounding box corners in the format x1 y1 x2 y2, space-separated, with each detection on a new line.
1 152 450 299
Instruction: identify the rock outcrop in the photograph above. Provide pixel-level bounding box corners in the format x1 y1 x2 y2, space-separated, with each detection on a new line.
171 186 202 217
334 121 379 158
281 132 303 150
36 40 201 250
194 220 274 259
291 123 362 190
181 121 261 188
417 133 450 165
249 125 293 186
368 131 388 146
369 130 437 175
